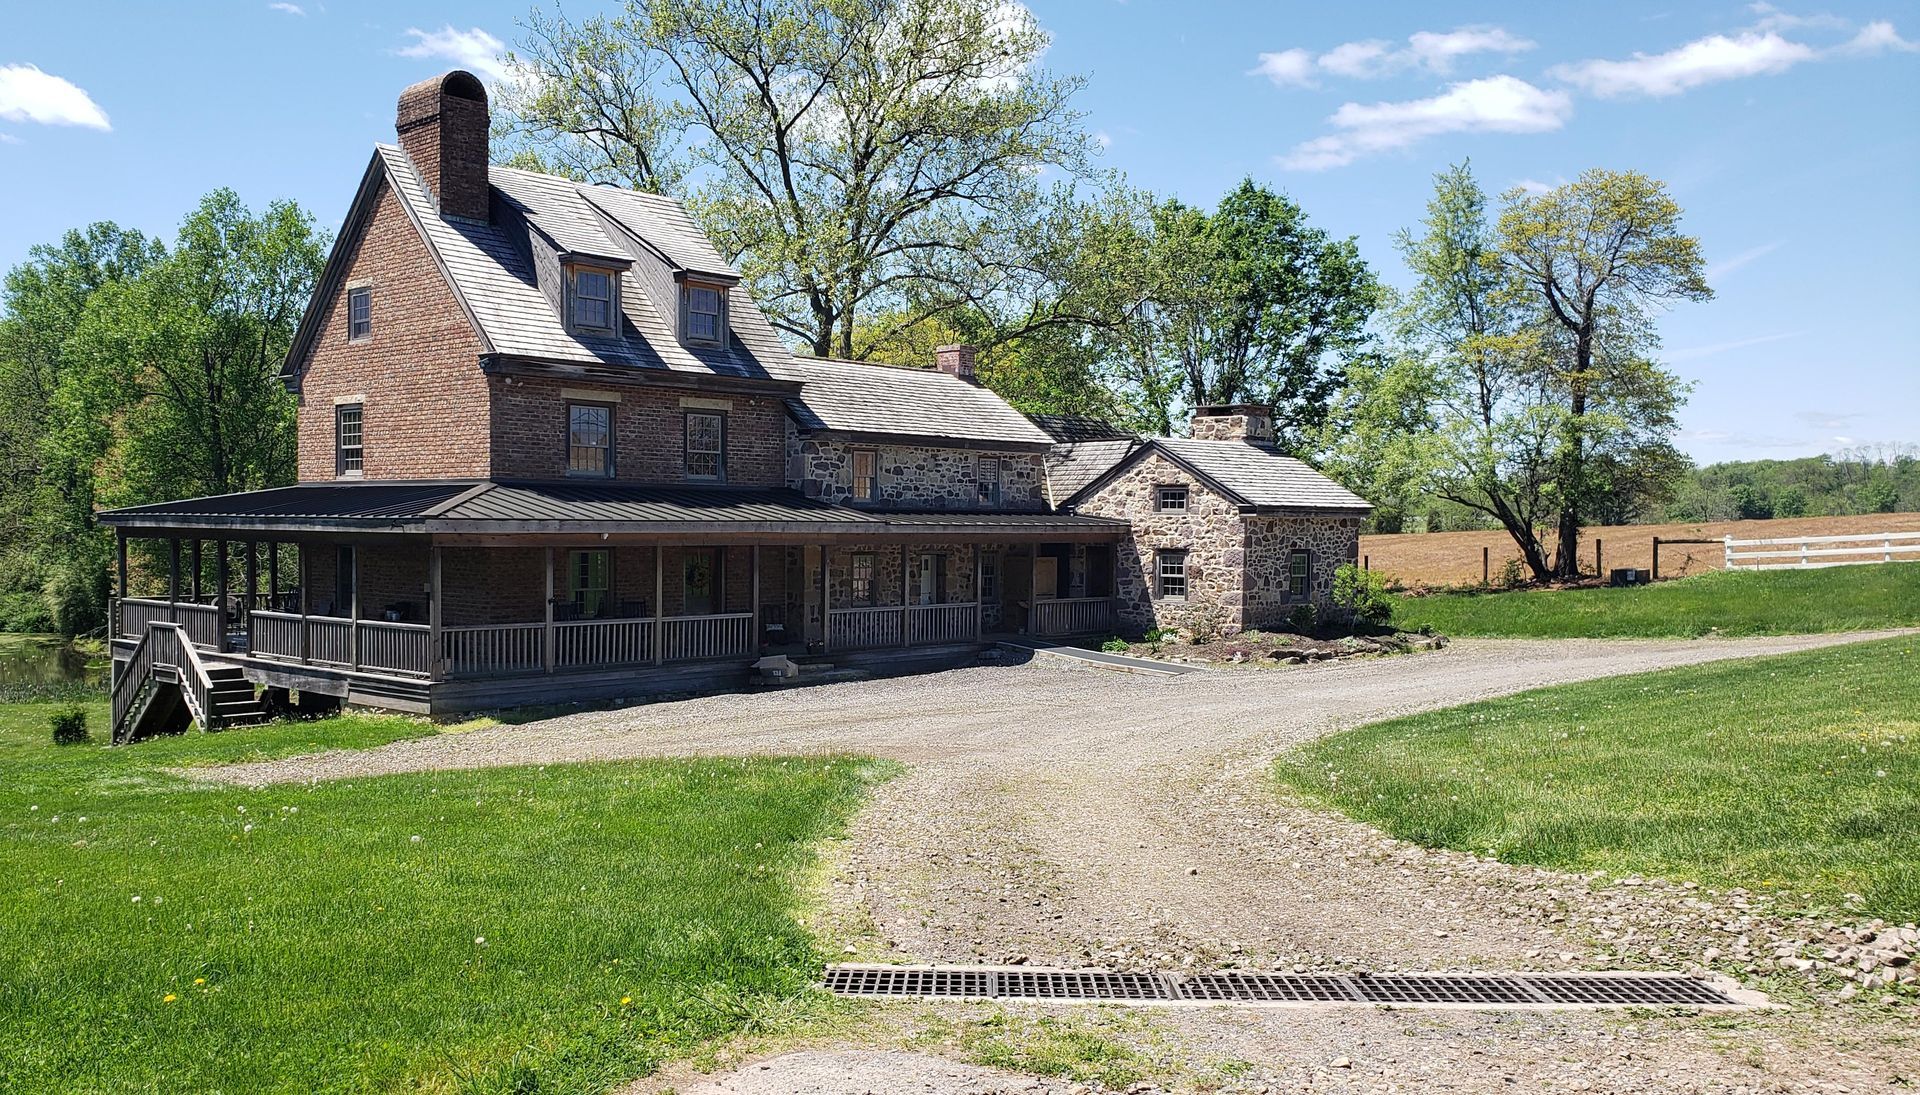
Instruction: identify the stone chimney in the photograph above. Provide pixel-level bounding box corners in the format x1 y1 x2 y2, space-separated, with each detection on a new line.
934 344 978 382
396 70 491 223
1190 403 1276 443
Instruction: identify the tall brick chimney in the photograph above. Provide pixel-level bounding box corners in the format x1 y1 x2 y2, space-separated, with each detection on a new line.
1190 403 1276 443
934 344 978 382
396 70 490 223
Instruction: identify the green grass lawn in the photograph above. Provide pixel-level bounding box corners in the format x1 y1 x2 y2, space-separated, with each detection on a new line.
1388 563 1920 638
1275 637 1920 920
0 699 890 1093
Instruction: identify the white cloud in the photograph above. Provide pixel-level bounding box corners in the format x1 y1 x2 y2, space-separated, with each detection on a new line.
1279 75 1571 171
1513 175 1567 196
0 131 21 145
1250 48 1316 87
1666 330 1802 362
268 2 306 15
1094 130 1112 148
1793 410 1862 430
1746 3 1848 33
1252 25 1533 87
1551 31 1816 97
396 26 510 82
1707 241 1783 281
0 64 110 130
1840 19 1920 54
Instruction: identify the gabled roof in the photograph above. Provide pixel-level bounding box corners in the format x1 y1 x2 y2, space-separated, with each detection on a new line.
778 357 1056 449
1029 414 1135 443
1052 436 1372 514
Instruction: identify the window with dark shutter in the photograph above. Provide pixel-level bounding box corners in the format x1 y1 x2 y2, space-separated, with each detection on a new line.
567 403 613 476
347 287 371 341
1156 549 1188 599
335 404 363 476
685 412 724 480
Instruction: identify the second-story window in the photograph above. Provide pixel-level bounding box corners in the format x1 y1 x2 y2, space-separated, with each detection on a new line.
684 284 725 344
567 402 613 476
334 403 363 477
851 449 878 501
347 286 371 341
976 456 1001 506
569 267 615 332
685 411 724 480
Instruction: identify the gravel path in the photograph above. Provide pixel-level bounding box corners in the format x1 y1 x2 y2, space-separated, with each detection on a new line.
201 633 1915 1092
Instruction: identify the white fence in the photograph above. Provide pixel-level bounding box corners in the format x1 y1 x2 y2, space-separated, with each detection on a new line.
1725 531 1920 570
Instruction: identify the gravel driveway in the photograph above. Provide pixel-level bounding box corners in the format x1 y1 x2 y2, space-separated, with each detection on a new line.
205 633 1914 1092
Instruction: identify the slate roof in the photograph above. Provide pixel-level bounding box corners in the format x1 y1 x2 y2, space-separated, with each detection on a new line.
1029 414 1135 443
1044 439 1141 507
1048 436 1372 514
776 357 1055 447
99 480 1128 536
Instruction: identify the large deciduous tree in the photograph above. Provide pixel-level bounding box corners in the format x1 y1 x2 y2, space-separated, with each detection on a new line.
500 0 1092 358
1497 168 1709 577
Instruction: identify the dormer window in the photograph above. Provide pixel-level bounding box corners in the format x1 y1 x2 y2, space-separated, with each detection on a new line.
683 283 726 346
567 266 616 333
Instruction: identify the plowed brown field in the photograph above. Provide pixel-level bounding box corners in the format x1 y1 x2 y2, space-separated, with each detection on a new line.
1360 512 1920 586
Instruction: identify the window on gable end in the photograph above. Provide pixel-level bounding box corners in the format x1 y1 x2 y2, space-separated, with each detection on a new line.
347 286 371 341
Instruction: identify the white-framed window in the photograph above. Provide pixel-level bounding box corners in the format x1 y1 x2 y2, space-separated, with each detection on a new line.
334 403 364 477
979 550 999 601
347 286 371 341
1156 485 1188 512
685 411 725 480
567 402 613 476
1288 548 1310 598
569 266 616 332
976 456 1001 506
851 449 878 501
684 284 725 344
851 552 875 606
1156 549 1188 600
568 549 611 619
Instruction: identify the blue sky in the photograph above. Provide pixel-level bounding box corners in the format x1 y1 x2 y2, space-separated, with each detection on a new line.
2 0 1915 464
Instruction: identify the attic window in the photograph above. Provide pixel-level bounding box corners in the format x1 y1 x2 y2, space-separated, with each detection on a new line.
684 284 726 345
347 286 371 341
568 266 616 333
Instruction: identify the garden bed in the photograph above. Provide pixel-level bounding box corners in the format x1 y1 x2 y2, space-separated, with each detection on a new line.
1111 627 1447 667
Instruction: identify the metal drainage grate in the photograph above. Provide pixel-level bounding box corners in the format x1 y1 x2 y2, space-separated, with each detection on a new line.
823 965 1745 1009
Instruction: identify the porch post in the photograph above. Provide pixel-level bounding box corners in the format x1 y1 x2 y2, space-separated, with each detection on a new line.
245 541 259 615
820 544 832 652
973 543 983 640
168 539 181 623
750 545 762 652
543 546 556 673
653 547 665 666
189 540 202 602
214 540 229 651
298 544 310 664
114 530 127 638
899 543 911 647
429 544 444 680
267 542 279 611
349 545 360 671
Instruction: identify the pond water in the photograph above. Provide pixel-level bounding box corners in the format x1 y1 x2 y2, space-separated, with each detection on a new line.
0 634 108 699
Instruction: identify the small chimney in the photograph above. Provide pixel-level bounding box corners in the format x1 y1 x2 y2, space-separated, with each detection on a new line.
1190 403 1276 443
934 344 978 382
396 70 491 223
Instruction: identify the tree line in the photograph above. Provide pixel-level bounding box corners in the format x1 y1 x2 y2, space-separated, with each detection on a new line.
3 0 1739 634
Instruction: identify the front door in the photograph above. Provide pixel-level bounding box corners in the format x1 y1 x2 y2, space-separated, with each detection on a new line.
684 548 719 615
1032 553 1059 599
1003 546 1032 632
915 553 941 604
1086 545 1113 598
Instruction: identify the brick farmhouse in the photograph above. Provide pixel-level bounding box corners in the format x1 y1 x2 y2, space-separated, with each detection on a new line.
100 71 1369 730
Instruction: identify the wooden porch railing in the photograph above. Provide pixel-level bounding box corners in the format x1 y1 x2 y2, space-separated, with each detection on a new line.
358 620 432 676
556 617 654 668
443 623 544 678
111 626 157 741
119 597 221 649
249 611 431 677
827 605 903 651
659 613 754 661
1030 596 1116 636
907 602 979 645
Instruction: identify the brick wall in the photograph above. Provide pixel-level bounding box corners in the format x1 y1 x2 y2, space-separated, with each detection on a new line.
490 377 787 486
292 178 492 480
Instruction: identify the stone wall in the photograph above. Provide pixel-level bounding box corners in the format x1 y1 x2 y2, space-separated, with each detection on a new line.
1242 515 1362 629
823 542 979 607
789 430 1046 510
1070 451 1247 634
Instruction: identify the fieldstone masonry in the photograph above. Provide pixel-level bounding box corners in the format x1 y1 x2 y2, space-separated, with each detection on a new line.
789 429 1046 510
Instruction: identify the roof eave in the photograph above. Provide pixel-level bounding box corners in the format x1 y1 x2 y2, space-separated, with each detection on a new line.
786 424 1054 453
481 354 803 396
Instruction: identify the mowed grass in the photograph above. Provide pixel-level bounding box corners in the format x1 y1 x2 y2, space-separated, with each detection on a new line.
1389 563 1920 638
0 699 890 1093
1275 638 1920 920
